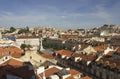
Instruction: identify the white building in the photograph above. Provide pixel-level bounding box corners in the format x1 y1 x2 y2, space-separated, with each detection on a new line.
91 37 105 42
15 37 39 50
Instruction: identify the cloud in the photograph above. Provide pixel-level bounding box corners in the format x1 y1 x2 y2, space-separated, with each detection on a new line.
89 3 113 22
0 0 119 29
60 15 66 19
90 11 112 20
0 11 49 26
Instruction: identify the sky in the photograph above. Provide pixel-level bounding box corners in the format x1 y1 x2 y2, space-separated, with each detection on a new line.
0 0 120 29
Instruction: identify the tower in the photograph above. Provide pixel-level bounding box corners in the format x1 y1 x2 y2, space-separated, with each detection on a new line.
39 31 44 51
40 37 44 51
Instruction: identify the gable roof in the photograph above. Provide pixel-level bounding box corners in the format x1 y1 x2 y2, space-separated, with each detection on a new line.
0 46 24 58
96 57 120 70
80 76 92 79
41 54 54 59
55 49 73 57
94 45 107 52
0 57 23 67
39 67 60 78
0 57 35 79
69 69 82 76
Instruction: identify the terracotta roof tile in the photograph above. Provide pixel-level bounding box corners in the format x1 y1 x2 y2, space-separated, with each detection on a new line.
0 58 23 67
105 51 114 56
41 54 54 59
66 76 74 79
97 58 120 70
7 58 23 67
0 46 24 58
80 76 92 79
55 50 73 57
81 55 95 61
72 53 82 57
69 69 82 76
94 45 107 52
39 67 60 78
72 53 95 61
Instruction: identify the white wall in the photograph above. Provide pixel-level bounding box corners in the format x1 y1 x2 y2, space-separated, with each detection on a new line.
16 38 39 47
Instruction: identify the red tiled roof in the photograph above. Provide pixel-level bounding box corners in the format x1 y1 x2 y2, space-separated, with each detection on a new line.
96 58 120 70
66 76 74 79
0 46 24 58
0 57 35 79
80 76 92 79
55 49 73 57
72 53 82 57
69 69 82 76
72 53 95 61
0 58 23 67
7 59 23 67
41 54 54 59
105 51 114 56
39 67 60 78
81 55 95 61
94 45 107 52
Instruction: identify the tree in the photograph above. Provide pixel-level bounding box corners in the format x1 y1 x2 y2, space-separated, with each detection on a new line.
10 27 16 33
26 26 29 32
32 32 36 36
20 44 27 52
37 50 44 54
27 44 32 50
18 29 26 34
18 27 30 34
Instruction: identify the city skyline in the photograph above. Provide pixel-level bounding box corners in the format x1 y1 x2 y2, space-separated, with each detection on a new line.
0 0 120 29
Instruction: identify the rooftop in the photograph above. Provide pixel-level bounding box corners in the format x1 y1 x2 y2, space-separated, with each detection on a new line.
39 67 60 78
41 53 54 59
55 49 73 57
0 46 24 58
